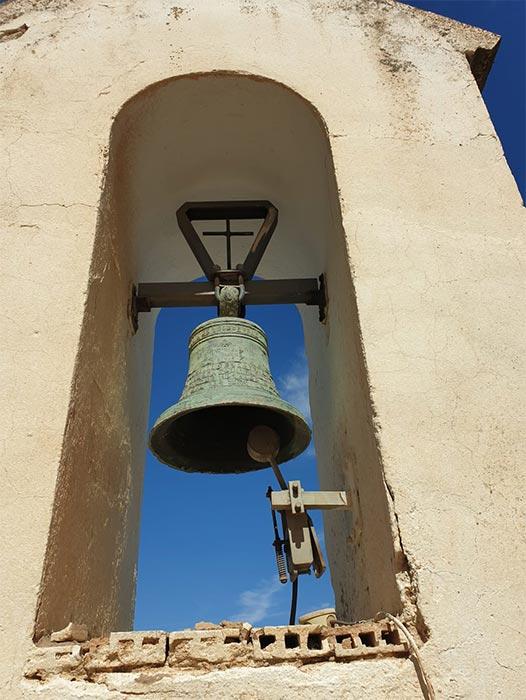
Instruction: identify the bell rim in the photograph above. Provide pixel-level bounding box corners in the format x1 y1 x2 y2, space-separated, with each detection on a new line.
149 392 312 472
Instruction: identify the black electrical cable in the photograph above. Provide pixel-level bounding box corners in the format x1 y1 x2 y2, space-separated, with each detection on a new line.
289 577 298 625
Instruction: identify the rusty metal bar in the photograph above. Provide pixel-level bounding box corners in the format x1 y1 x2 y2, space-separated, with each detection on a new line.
240 203 278 280
176 203 218 281
135 278 324 312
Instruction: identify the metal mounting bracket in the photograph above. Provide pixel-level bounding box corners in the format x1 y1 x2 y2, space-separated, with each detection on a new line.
177 200 278 282
271 483 350 512
270 479 351 581
130 200 327 330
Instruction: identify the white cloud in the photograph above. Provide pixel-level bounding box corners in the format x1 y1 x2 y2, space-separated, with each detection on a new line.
231 578 283 624
278 351 311 423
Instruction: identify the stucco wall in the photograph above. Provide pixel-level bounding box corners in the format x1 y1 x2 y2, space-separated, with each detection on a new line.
1 0 524 697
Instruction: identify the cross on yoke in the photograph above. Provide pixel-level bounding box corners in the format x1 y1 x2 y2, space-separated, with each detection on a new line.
132 200 327 326
203 219 254 270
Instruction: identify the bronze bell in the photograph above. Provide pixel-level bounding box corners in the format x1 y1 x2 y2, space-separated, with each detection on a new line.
149 317 311 474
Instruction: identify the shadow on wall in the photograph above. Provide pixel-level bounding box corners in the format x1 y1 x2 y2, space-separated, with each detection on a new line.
34 72 403 639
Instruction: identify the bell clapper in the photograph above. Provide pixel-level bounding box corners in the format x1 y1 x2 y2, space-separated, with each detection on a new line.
247 425 287 489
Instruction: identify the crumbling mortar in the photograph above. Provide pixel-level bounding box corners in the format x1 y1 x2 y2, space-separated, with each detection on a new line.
384 476 430 642
25 621 409 681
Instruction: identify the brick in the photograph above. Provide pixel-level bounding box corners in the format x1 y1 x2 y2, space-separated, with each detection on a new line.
331 622 408 660
24 620 410 680
252 625 331 663
168 628 251 668
24 644 83 680
220 620 253 640
84 631 167 672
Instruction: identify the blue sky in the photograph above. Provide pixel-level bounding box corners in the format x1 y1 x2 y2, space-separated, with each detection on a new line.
134 1 525 631
135 304 331 630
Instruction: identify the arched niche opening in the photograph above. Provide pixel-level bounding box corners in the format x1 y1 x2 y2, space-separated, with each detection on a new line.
135 301 334 629
35 72 401 639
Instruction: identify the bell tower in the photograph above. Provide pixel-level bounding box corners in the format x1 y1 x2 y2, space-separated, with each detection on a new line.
0 1 524 698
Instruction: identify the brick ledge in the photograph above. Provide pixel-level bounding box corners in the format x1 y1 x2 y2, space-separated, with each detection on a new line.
25 619 409 681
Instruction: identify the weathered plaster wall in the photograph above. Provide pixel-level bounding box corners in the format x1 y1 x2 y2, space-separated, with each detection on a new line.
1 0 524 698
22 660 422 699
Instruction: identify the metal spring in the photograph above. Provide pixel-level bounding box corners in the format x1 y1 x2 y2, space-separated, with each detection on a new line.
275 546 288 584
